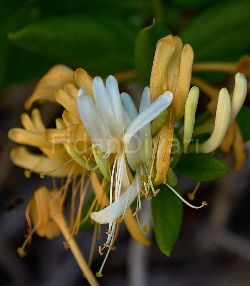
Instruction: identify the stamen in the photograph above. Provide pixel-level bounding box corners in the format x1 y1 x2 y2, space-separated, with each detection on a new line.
188 181 201 201
24 170 31 178
17 225 37 257
164 182 207 209
141 225 148 233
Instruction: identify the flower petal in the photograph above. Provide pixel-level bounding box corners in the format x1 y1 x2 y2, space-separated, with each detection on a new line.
90 173 140 224
77 90 110 150
123 91 173 145
183 86 199 149
25 65 74 109
54 89 79 118
10 146 78 177
73 68 94 98
106 75 124 138
173 44 194 120
230 73 247 123
199 88 231 153
121 92 138 121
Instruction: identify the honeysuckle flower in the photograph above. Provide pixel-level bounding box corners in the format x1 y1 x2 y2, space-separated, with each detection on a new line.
76 75 173 196
8 108 83 177
90 87 157 225
150 35 194 185
189 73 247 169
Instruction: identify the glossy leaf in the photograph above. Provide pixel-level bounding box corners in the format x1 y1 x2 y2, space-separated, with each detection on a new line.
176 153 228 182
151 184 183 256
181 0 250 62
135 18 171 87
8 14 137 76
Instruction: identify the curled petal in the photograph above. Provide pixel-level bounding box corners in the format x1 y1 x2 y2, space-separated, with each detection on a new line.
123 91 173 145
198 88 231 153
10 146 78 177
230 73 247 123
26 186 61 239
25 65 74 109
73 68 94 98
90 173 140 224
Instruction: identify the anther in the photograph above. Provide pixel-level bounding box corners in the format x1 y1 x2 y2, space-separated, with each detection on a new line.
40 171 44 179
17 247 27 258
96 272 103 278
141 225 148 233
24 170 31 179
99 246 104 255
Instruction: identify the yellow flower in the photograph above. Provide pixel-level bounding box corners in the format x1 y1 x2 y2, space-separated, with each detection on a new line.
150 35 194 184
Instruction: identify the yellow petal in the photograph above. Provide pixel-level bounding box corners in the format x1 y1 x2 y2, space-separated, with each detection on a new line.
62 110 81 126
73 68 94 98
150 35 175 102
63 82 79 99
233 122 245 171
54 89 79 118
10 146 78 177
31 109 45 134
33 186 50 236
166 36 183 93
26 186 61 239
20 113 37 133
8 128 50 148
154 111 174 185
173 44 194 120
25 65 74 109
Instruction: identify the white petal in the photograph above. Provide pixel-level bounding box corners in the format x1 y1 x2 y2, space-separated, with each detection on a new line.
106 75 124 138
139 87 151 113
92 77 114 136
183 86 199 149
123 91 173 145
90 173 141 224
121 92 138 121
77 90 108 150
200 88 231 153
230 72 247 123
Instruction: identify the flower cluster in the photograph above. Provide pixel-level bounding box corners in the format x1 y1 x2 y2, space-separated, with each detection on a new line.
8 35 248 285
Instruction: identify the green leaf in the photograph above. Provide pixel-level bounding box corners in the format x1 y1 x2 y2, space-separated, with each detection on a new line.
8 14 137 76
181 0 250 62
0 1 58 95
176 153 228 182
151 184 183 256
169 0 219 10
36 0 144 16
135 18 171 87
237 105 250 142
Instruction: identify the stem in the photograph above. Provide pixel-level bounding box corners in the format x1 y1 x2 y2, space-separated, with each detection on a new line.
192 62 237 73
51 207 99 286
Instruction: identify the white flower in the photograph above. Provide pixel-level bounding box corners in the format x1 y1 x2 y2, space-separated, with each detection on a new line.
77 75 173 203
